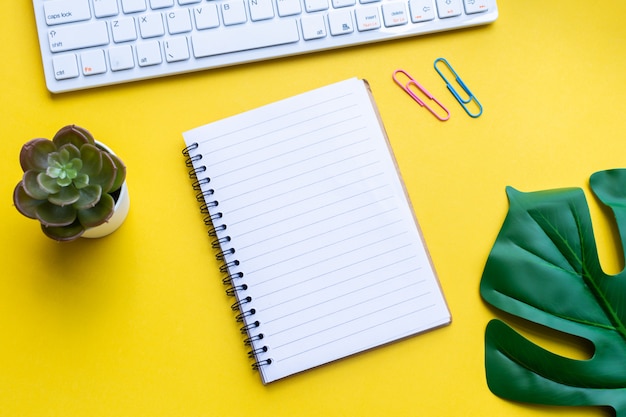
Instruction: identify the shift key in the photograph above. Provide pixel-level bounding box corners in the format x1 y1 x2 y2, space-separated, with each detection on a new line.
48 21 110 53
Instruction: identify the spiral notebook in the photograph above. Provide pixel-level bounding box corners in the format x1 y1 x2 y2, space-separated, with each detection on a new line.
182 78 451 384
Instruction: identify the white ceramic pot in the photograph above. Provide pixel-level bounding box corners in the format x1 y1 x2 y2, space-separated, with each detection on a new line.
81 181 130 238
81 142 130 239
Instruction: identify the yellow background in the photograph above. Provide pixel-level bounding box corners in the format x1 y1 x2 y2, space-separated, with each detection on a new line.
2 1 625 416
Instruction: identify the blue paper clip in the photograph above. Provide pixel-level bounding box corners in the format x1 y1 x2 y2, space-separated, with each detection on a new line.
392 69 450 121
434 58 483 118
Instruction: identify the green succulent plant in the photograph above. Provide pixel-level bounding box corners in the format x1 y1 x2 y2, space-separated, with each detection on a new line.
13 125 126 242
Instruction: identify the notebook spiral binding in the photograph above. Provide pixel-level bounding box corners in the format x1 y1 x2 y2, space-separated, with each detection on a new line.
183 143 273 371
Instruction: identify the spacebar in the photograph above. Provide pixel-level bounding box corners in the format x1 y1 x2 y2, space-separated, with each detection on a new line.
191 21 300 58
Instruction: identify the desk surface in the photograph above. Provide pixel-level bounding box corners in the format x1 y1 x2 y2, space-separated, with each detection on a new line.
2 2 625 416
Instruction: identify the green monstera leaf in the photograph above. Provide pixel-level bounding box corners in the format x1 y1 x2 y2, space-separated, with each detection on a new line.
480 169 626 415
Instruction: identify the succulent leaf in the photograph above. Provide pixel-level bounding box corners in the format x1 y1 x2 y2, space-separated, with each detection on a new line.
77 193 114 227
73 185 102 210
41 220 85 241
52 125 95 148
58 147 70 164
22 171 50 200
48 185 81 206
90 152 117 192
35 201 77 227
13 183 44 219
71 158 83 172
37 172 61 194
108 152 127 192
57 176 73 187
73 173 89 189
62 143 81 160
46 164 63 180
19 138 57 172
79 144 103 177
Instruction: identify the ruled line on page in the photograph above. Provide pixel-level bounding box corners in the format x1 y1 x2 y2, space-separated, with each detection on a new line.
268 280 424 336
263 265 424 326
217 141 374 194
237 206 397 253
247 232 409 281
272 294 435 352
231 183 390 232
208 113 363 166
251 254 419 327
221 160 380 215
250 242 414 291
231 190 395 239
229 171 385 220
243 217 402 265
194 92 357 149
276 302 440 364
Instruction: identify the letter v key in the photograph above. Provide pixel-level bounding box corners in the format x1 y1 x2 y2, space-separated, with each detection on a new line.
194 6 220 29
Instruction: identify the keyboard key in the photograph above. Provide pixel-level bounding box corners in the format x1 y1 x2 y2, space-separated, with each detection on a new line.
304 0 329 13
408 0 435 22
167 9 193 33
150 0 175 9
80 49 107 75
435 0 462 18
301 15 326 40
44 0 91 25
178 0 203 4
193 6 220 29
356 6 381 31
52 54 79 79
222 0 248 25
48 21 109 52
249 0 275 21
93 0 120 17
164 37 191 62
328 10 354 35
277 0 302 17
122 0 148 13
109 45 135 70
112 18 138 42
333 0 356 8
463 0 488 14
136 41 163 66
191 20 299 57
139 13 166 38
382 2 408 27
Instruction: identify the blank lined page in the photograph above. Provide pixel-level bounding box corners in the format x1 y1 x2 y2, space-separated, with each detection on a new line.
183 78 450 384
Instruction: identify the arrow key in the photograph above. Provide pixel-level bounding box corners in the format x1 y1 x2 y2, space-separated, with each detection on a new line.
408 0 435 23
435 0 462 18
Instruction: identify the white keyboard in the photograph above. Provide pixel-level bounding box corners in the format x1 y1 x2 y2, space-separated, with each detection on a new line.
33 0 498 93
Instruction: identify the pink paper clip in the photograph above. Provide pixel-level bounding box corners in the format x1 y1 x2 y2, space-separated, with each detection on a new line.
392 69 450 121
